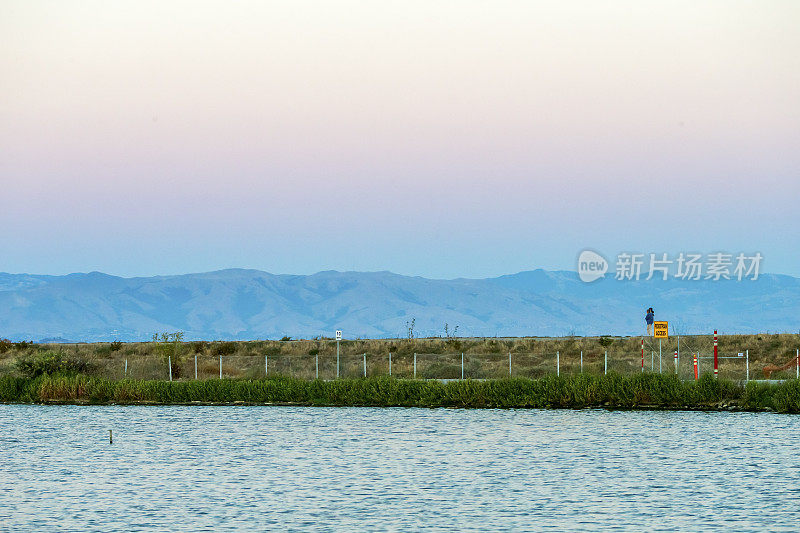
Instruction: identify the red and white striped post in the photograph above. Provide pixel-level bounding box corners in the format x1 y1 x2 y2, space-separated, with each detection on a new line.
693 353 698 380
674 349 678 375
641 338 645 372
713 330 719 378
796 348 799 380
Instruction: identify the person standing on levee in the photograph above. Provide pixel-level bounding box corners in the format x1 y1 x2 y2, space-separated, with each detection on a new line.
645 307 655 336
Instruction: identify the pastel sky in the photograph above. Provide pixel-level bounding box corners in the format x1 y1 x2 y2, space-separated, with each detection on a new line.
2 1 799 278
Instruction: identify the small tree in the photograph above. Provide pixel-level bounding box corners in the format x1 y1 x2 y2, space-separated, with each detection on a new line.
153 331 184 378
406 318 415 343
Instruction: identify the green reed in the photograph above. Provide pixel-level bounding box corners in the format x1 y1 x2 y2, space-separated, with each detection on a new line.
2 373 799 413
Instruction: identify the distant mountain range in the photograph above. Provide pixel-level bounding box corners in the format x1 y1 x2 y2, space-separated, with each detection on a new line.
0 269 797 342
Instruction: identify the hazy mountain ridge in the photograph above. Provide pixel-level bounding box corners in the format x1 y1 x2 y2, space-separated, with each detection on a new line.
0 269 797 341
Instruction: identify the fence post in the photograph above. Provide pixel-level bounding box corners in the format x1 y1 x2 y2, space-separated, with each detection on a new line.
509 352 511 377
641 338 644 372
336 340 340 379
363 353 367 378
580 351 583 373
556 351 560 377
168 355 172 381
219 355 222 379
713 330 719 378
194 355 197 380
413 353 417 379
604 350 607 375
315 353 319 379
461 353 464 380
124 359 128 378
693 353 698 380
746 349 749 382
389 352 392 376
674 350 678 375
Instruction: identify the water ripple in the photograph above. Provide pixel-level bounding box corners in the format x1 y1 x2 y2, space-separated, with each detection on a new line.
1 406 799 531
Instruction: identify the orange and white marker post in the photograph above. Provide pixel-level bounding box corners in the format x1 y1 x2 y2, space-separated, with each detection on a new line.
641 339 645 373
713 330 719 378
693 353 699 380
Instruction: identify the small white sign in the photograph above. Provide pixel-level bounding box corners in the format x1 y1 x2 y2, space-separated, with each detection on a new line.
335 330 342 341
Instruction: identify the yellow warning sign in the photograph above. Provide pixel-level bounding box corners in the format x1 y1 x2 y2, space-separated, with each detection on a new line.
654 321 669 338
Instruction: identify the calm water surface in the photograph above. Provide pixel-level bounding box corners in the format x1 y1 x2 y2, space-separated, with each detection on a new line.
1 405 799 531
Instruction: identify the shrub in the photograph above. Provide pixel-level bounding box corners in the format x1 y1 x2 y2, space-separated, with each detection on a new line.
110 340 123 352
0 338 12 354
599 337 614 347
190 341 209 354
95 345 112 355
15 351 92 378
14 340 33 350
280 336 292 342
446 339 463 351
211 342 237 356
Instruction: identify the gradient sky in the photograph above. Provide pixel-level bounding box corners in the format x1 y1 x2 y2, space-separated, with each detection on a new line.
2 0 798 279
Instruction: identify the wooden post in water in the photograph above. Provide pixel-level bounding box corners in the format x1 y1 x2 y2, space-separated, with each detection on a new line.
109 430 112 444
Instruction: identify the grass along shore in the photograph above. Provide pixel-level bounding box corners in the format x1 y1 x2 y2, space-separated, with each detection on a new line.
2 374 799 413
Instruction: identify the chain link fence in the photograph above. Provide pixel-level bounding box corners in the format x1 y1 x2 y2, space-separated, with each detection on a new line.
2 339 797 382
80 348 793 382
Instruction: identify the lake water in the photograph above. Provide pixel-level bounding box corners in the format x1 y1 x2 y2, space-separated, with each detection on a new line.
1 405 799 532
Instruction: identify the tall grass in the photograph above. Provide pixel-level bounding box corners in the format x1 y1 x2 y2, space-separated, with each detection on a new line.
2 373 798 413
